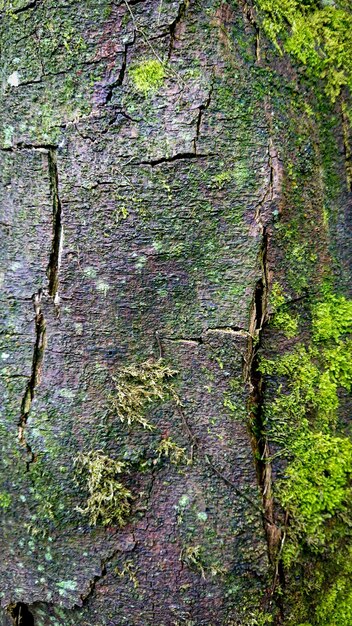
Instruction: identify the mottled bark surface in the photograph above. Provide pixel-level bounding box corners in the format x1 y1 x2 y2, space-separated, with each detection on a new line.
0 1 351 625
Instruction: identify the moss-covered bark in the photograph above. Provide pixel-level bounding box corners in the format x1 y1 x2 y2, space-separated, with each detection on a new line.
0 1 351 625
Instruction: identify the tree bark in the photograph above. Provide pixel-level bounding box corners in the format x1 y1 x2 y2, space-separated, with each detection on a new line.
0 1 351 625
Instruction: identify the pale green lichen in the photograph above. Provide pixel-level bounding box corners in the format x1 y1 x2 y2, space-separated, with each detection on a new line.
109 358 178 430
156 436 189 465
74 450 132 527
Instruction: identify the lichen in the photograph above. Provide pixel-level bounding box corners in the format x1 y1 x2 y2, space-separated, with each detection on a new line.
156 436 189 465
74 450 132 527
109 358 178 430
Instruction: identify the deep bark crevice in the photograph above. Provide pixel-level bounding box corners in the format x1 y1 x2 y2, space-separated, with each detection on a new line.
47 148 63 302
18 290 46 470
8 601 35 625
168 0 189 59
193 85 213 153
245 230 286 623
105 35 136 104
139 152 216 166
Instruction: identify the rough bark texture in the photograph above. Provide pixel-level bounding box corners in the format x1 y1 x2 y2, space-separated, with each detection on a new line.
0 1 351 625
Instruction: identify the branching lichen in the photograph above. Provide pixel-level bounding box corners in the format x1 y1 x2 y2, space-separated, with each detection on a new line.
109 358 178 430
74 450 132 527
156 436 189 465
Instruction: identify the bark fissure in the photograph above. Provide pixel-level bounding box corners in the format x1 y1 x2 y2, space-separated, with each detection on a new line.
19 290 46 470
105 37 136 105
168 0 189 59
139 152 216 166
0 143 57 152
18 147 63 469
341 100 352 192
8 602 34 626
193 86 213 153
47 148 63 303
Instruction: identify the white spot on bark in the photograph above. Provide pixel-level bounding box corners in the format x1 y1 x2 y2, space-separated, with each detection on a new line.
7 71 20 87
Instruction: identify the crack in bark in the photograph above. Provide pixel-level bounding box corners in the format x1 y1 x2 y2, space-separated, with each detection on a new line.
168 0 189 60
18 147 63 469
105 35 136 105
139 152 216 166
242 1 261 63
0 0 38 18
193 86 213 153
18 290 46 470
0 142 57 153
7 602 34 626
47 148 63 303
342 99 352 192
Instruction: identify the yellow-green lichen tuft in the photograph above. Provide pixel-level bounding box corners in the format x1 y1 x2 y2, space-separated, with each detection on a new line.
109 358 178 430
74 450 132 527
156 436 189 465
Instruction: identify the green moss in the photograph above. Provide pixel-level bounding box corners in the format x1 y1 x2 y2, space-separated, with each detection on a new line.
74 450 132 527
0 491 12 509
109 358 178 430
260 291 352 623
213 171 232 189
130 59 165 95
312 292 352 342
279 431 352 555
254 0 352 101
314 546 352 626
268 282 299 338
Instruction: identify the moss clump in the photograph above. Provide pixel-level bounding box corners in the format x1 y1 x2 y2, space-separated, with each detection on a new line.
130 59 165 95
109 358 178 430
312 292 352 342
278 431 352 556
0 491 11 509
180 545 206 578
268 282 299 338
254 0 352 101
314 546 352 626
74 450 132 527
260 291 352 622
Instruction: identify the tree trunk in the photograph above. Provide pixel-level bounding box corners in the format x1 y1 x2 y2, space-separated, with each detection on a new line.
0 1 351 625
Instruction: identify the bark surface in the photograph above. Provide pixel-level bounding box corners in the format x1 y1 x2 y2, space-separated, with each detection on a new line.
0 1 351 625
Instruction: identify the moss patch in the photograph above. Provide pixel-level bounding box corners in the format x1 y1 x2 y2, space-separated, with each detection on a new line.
130 59 165 95
254 0 352 101
109 358 178 430
260 291 352 623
